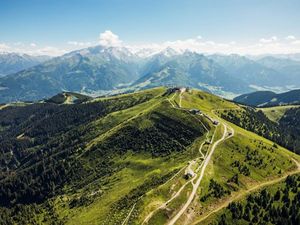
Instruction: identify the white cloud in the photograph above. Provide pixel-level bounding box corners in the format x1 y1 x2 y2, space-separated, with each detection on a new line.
291 40 300 45
286 35 296 40
0 43 10 51
99 30 122 47
3 32 300 57
259 36 278 43
35 46 67 56
67 41 91 46
130 33 300 55
0 42 69 56
13 42 23 46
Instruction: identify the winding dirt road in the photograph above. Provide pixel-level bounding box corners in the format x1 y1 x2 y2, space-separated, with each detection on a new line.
142 92 234 225
191 158 300 225
167 124 233 225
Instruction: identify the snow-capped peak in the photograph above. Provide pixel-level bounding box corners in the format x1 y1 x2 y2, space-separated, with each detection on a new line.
159 47 182 57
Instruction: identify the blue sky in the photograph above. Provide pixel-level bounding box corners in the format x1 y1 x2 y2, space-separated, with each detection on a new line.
1 0 300 55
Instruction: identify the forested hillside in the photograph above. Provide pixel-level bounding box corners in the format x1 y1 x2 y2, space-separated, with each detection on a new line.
233 89 300 107
0 87 299 225
213 174 300 225
0 87 211 224
219 107 300 154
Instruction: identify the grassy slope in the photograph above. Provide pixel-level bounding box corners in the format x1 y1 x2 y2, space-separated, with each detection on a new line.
45 87 211 225
175 92 300 225
118 89 299 225
260 105 300 122
134 132 211 225
153 89 300 225
0 88 169 223
91 88 299 225
1 87 299 225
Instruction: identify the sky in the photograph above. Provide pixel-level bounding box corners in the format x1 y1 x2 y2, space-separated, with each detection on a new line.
1 0 300 56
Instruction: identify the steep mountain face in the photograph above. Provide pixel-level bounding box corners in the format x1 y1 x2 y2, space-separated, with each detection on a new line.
0 52 50 77
233 89 300 106
0 87 299 225
0 46 141 102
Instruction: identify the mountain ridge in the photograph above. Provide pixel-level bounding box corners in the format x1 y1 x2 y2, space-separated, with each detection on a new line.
233 89 300 107
1 46 300 103
0 87 299 224
0 52 51 77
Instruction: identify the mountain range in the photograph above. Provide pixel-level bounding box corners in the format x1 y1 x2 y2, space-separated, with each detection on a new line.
0 52 51 77
0 46 300 103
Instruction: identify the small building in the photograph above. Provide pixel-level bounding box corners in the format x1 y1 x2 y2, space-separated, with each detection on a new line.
186 87 192 93
167 86 187 93
184 168 195 179
213 120 219 125
189 109 202 115
179 87 186 93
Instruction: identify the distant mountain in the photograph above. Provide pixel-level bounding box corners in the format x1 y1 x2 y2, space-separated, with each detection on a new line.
0 52 50 77
248 53 300 62
1 46 300 103
134 51 250 97
256 56 300 86
0 46 141 103
233 89 300 106
208 54 285 87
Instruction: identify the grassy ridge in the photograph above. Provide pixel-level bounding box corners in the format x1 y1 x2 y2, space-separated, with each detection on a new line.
0 87 212 224
168 90 300 225
0 87 299 225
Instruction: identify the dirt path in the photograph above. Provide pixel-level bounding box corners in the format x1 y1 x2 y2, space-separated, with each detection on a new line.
191 161 300 225
195 127 217 173
167 123 233 225
168 93 177 108
142 92 211 224
140 97 238 225
186 107 300 225
163 166 187 187
142 127 215 224
141 93 234 225
142 175 196 225
121 203 137 225
198 142 205 159
179 91 183 108
0 104 8 110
